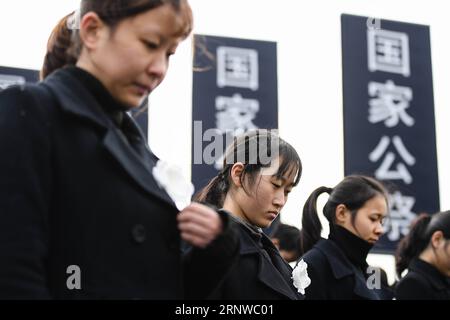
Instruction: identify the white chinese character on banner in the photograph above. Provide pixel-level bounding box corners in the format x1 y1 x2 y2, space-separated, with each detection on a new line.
369 135 416 184
214 94 260 170
384 191 416 241
367 29 410 77
368 80 414 127
0 74 26 91
215 94 259 135
217 46 259 90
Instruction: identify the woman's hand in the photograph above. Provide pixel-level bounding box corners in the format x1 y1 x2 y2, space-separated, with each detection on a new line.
177 202 223 248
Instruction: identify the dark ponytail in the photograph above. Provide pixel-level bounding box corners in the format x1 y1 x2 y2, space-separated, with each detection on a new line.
40 13 78 80
395 210 450 277
194 171 230 208
300 186 333 255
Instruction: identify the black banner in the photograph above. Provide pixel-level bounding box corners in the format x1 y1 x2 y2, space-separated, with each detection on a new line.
0 66 39 91
191 35 279 235
191 35 278 190
342 15 440 253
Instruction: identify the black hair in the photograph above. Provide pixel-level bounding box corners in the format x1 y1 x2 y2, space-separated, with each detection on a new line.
194 129 302 208
395 210 450 277
300 175 388 254
272 223 302 257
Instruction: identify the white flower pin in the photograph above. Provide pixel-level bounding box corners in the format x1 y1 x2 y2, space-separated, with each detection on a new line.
152 160 194 211
292 259 311 295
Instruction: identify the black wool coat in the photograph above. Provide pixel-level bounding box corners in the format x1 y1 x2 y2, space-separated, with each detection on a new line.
0 68 239 299
208 214 303 300
395 258 450 300
301 239 381 300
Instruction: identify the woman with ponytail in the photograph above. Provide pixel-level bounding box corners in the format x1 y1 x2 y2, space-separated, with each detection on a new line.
0 0 239 299
40 13 78 80
299 175 389 299
395 211 450 300
195 129 304 300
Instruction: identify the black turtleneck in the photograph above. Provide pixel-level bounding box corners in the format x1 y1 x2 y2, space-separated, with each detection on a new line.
64 66 128 127
328 224 373 271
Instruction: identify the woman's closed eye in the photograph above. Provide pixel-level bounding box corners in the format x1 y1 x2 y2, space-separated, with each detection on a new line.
370 215 385 224
142 40 159 50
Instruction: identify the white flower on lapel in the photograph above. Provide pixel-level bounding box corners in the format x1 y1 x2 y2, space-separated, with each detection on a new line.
152 160 194 211
292 259 311 295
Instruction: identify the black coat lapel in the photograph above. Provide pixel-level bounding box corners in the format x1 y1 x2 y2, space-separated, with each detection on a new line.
102 127 176 207
316 240 380 300
239 229 300 300
257 253 300 300
44 70 177 209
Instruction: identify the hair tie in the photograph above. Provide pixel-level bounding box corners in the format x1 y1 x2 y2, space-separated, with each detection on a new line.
67 8 81 30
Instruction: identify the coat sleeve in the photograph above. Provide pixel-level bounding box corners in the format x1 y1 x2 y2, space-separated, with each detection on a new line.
395 274 434 300
182 210 240 299
0 86 53 299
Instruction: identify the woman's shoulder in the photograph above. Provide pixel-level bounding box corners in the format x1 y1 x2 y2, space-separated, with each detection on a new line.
0 83 56 119
395 271 433 299
301 241 332 271
302 239 333 263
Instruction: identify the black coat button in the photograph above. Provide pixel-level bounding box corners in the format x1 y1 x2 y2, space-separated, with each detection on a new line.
131 224 147 244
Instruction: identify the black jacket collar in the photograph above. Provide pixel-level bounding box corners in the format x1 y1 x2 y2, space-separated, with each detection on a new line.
228 214 303 300
315 238 380 300
43 68 176 209
328 225 372 271
409 258 450 292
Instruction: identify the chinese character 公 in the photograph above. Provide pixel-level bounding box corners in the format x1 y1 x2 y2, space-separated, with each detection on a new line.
369 135 416 184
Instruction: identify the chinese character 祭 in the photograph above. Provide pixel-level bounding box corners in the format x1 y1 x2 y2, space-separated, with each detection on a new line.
384 191 416 241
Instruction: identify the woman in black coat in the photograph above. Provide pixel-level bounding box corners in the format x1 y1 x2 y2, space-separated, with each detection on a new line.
299 176 390 300
0 0 239 299
195 130 305 300
395 211 450 300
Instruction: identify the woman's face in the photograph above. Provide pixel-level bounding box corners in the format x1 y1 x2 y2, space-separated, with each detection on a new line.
433 235 450 277
234 162 297 228
341 195 388 244
79 4 188 108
